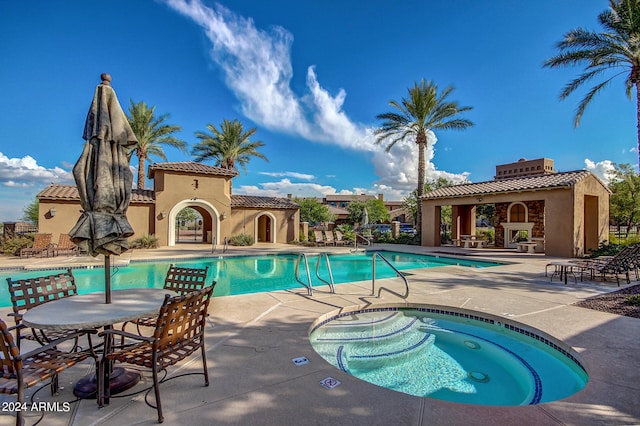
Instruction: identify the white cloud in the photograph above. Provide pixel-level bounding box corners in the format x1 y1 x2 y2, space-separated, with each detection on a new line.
165 0 469 195
584 158 616 184
0 152 73 187
259 171 315 180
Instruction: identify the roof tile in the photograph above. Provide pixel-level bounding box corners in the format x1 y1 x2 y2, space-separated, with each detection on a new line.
231 195 299 209
148 162 238 178
37 185 155 203
423 170 606 199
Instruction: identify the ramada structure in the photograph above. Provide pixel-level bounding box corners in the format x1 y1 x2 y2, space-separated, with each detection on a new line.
421 158 611 257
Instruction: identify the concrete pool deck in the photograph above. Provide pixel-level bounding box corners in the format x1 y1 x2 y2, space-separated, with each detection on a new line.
0 243 639 425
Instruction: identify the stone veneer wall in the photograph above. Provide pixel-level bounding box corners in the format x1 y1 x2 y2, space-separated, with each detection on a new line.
494 200 545 247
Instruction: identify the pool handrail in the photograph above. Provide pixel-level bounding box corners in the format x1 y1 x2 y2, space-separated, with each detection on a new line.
372 251 409 299
294 253 314 295
294 252 336 296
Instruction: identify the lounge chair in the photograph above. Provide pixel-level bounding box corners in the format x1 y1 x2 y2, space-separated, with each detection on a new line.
324 231 336 246
99 285 215 423
314 230 326 246
332 230 346 246
572 244 640 286
51 233 78 256
19 233 52 258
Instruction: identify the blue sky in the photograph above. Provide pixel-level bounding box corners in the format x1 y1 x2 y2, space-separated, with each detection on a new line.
0 0 631 222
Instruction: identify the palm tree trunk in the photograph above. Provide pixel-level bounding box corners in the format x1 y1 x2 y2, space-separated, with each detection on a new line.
416 137 426 239
137 155 146 189
637 81 640 172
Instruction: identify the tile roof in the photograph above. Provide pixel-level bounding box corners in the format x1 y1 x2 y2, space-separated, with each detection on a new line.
423 170 607 199
231 195 300 209
36 185 156 203
147 162 238 178
324 194 377 202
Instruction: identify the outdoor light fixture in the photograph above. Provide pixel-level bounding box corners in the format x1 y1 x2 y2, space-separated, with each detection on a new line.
49 208 57 217
477 197 483 203
159 210 167 219
290 214 295 221
221 212 227 220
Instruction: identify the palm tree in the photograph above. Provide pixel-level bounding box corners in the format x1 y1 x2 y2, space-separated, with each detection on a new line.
544 0 640 170
192 119 268 173
374 79 473 236
127 100 187 189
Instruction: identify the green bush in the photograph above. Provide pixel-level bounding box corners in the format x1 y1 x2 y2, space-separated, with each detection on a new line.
0 235 33 256
587 241 623 258
625 295 640 306
131 234 159 249
229 233 254 246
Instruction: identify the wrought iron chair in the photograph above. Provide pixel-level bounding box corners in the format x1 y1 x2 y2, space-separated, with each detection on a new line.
0 317 94 426
6 269 80 349
99 284 215 423
120 265 210 339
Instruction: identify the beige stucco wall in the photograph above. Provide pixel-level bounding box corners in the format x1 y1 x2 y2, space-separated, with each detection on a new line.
228 208 299 244
38 200 153 245
153 170 232 247
421 175 610 258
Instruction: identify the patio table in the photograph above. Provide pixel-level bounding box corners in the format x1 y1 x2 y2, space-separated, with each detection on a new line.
23 288 176 404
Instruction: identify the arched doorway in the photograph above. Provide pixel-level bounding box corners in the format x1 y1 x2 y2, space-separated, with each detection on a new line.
167 199 221 246
255 212 276 243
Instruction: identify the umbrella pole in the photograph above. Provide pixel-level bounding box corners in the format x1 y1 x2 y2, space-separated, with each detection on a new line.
105 254 111 304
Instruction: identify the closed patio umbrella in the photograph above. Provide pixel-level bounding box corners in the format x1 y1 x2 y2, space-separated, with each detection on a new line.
69 73 138 304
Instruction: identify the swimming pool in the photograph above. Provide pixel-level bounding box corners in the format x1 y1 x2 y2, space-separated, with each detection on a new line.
0 251 502 308
309 305 588 406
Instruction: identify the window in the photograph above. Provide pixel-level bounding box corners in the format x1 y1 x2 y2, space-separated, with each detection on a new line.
510 204 525 222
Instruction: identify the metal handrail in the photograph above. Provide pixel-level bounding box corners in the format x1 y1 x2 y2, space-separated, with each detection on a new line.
294 253 314 296
371 251 409 299
315 252 336 293
294 252 336 296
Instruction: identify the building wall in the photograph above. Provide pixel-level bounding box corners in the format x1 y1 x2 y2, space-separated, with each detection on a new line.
228 208 298 243
38 200 153 245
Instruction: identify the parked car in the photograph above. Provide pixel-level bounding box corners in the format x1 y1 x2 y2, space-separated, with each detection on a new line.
370 224 392 234
399 224 417 235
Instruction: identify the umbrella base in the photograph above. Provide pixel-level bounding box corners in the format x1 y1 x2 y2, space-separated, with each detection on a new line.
74 367 141 399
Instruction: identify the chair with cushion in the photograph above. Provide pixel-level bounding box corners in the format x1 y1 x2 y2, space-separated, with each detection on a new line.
19 234 53 258
120 265 210 338
6 269 79 349
0 317 94 426
98 284 215 423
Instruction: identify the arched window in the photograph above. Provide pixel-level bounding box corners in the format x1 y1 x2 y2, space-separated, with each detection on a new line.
510 204 525 222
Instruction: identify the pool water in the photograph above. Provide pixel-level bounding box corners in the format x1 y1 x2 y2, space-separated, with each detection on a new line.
0 251 502 308
309 308 588 406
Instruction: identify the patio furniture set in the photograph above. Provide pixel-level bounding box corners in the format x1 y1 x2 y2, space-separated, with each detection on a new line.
2 264 215 425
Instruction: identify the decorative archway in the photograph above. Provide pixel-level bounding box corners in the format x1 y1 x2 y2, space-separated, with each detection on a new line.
167 199 221 246
255 212 276 243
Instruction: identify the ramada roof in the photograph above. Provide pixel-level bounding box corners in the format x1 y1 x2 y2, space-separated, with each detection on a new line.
147 162 238 178
423 170 609 199
230 195 299 209
37 185 155 203
37 185 299 210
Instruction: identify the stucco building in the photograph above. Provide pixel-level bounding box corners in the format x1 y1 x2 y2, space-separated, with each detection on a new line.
36 162 300 247
421 159 611 257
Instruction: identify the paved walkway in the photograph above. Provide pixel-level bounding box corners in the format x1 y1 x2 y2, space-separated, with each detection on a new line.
1 244 639 425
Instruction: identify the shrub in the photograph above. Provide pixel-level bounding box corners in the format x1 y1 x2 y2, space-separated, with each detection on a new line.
625 295 640 306
131 234 159 249
229 233 254 246
587 241 622 258
0 235 33 256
